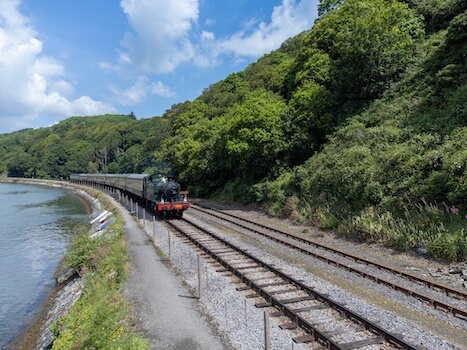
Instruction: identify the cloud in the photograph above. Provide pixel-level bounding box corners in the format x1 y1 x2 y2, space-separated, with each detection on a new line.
120 0 199 73
197 0 317 67
201 31 215 42
118 0 316 74
151 81 175 98
217 0 316 58
0 0 318 133
111 76 174 105
0 0 114 132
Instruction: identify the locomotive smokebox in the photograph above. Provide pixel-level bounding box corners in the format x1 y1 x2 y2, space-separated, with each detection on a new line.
162 181 180 200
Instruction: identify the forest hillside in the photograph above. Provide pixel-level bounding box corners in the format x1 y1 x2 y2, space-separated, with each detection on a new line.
1 0 466 260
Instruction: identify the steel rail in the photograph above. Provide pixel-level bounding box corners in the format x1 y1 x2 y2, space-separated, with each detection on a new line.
165 217 419 350
194 204 467 319
191 204 467 320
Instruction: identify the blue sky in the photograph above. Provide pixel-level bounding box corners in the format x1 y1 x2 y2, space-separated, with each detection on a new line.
0 0 319 134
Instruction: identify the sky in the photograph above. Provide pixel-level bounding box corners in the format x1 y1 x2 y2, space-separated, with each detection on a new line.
0 0 319 134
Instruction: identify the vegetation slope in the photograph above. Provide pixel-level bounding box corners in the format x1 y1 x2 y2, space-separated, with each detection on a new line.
1 0 466 261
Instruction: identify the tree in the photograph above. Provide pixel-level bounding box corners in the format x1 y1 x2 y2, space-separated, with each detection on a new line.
38 134 67 178
242 50 294 96
199 73 250 119
96 129 122 170
317 0 343 17
221 90 287 179
286 81 334 163
6 148 34 177
312 0 424 101
63 140 95 175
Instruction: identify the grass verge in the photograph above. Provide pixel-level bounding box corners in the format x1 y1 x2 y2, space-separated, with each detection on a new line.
50 191 149 350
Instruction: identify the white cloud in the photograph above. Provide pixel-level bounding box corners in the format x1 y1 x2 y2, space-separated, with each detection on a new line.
0 0 318 133
111 76 174 105
151 81 175 98
49 80 74 97
70 96 114 116
0 0 114 132
99 61 120 72
120 0 199 73
118 0 316 74
34 56 65 78
217 0 316 58
201 31 215 42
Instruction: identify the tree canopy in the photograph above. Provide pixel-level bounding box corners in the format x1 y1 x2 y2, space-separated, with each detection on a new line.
1 0 466 259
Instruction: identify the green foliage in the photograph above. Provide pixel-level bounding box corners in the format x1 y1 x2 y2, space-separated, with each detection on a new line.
436 127 467 204
167 113 226 195
0 115 170 179
198 74 250 119
312 0 424 101
318 0 344 17
286 81 334 161
52 215 148 349
314 206 339 230
242 51 295 95
6 148 34 177
412 0 467 33
252 168 309 220
62 230 106 270
351 200 467 261
212 178 256 203
222 90 287 179
160 89 288 195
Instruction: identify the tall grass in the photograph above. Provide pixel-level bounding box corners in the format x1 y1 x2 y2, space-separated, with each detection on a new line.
350 198 467 261
51 209 148 349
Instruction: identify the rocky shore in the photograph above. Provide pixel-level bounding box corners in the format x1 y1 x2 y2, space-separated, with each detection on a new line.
34 278 83 349
3 181 100 350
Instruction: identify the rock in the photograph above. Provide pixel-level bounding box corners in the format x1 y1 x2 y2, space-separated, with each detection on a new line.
55 267 78 284
448 267 462 274
36 278 83 349
414 243 427 255
404 266 421 272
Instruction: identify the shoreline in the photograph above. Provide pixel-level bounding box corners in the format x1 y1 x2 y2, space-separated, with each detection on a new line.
7 280 77 350
0 178 99 350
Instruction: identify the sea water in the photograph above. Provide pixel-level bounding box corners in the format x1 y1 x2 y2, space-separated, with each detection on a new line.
0 182 89 347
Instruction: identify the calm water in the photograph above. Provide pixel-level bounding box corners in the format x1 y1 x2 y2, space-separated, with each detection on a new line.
0 183 89 348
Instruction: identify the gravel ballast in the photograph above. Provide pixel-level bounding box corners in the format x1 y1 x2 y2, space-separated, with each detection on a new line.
112 194 467 349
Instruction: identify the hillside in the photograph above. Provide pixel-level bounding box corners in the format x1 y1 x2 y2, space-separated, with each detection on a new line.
1 0 466 260
158 0 466 260
0 114 172 178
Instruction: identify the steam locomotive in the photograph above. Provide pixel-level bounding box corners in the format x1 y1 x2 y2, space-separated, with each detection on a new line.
70 173 190 218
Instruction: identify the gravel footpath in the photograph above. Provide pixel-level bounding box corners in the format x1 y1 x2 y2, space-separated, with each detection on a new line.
114 197 227 350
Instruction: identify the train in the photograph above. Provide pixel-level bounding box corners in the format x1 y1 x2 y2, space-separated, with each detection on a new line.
70 172 190 218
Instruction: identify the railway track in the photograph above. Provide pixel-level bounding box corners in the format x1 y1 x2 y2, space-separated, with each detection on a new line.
190 204 467 321
165 217 420 350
